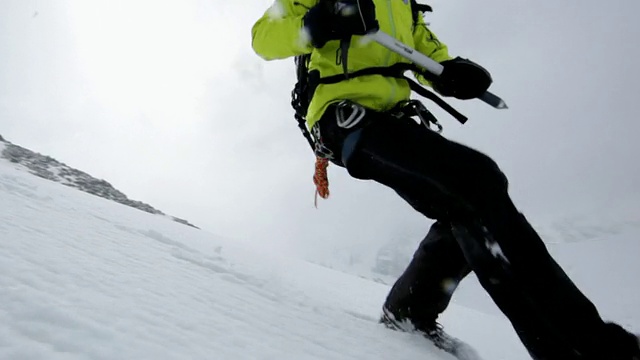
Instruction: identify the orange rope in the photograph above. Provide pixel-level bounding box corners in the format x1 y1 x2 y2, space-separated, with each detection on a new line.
313 156 330 207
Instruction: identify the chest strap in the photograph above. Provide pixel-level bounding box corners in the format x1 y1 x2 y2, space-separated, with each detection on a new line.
312 62 468 124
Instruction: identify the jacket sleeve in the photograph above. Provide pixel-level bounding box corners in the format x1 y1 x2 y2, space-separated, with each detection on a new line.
251 0 315 60
412 13 452 86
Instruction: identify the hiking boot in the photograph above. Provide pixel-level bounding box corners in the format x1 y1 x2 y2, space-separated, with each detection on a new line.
379 306 415 332
380 306 483 360
380 306 460 353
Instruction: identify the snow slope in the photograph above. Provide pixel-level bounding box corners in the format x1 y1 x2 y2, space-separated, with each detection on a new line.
0 156 530 359
1 153 639 360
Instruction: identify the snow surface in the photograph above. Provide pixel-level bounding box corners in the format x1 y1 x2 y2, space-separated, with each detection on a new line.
0 156 638 360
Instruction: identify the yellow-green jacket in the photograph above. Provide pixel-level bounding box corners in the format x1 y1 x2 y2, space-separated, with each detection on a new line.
251 0 451 129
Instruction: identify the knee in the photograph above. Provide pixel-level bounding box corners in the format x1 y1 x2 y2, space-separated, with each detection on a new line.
465 152 510 207
342 129 373 180
479 155 509 193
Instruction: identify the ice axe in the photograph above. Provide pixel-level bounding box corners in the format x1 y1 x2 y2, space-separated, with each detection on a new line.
366 30 508 109
328 0 508 109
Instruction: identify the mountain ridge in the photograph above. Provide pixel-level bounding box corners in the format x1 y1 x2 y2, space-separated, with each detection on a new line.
0 134 197 229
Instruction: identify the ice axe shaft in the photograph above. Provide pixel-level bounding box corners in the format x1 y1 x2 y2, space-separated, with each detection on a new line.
367 30 508 109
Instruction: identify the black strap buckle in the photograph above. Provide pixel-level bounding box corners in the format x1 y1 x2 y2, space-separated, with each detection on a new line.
394 100 443 133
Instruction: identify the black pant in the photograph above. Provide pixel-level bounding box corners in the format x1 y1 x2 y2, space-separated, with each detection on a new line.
317 108 639 360
383 221 471 331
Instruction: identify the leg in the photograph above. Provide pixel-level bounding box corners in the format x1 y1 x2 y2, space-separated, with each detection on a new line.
383 221 471 332
321 113 639 359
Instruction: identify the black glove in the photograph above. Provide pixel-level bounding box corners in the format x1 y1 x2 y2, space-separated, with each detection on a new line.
433 57 492 100
303 0 379 48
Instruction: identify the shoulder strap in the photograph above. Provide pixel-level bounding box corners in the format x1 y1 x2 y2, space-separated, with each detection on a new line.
292 54 316 151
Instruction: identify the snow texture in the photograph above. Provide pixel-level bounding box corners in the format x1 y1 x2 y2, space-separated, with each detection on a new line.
0 152 638 360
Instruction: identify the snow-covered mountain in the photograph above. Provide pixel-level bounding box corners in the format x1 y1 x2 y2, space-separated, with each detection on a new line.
0 136 196 228
1 134 639 360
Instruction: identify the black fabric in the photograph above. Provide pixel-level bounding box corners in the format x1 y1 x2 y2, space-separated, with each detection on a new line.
292 55 316 151
383 221 471 332
302 2 336 48
410 0 433 25
302 0 379 49
315 104 384 166
433 57 493 100
318 110 640 360
333 0 378 36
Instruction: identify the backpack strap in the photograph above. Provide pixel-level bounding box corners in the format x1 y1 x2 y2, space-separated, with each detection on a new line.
314 63 468 124
290 1 448 153
291 54 316 152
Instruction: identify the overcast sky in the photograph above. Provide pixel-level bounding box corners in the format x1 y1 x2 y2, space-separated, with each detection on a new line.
1 0 639 261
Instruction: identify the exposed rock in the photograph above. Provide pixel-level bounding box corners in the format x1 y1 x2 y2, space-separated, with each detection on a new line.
1 142 198 229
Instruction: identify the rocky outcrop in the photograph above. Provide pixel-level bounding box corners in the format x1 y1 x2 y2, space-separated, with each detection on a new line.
0 137 197 228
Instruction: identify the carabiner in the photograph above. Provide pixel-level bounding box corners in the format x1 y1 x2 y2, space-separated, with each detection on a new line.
335 100 367 129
